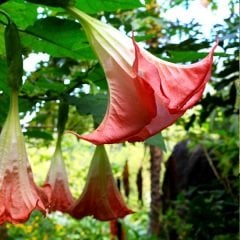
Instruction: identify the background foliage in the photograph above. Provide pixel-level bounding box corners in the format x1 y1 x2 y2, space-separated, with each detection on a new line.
0 0 238 239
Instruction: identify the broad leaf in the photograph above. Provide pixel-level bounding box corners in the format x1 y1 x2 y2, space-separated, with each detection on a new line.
166 51 212 63
165 50 228 63
23 17 95 60
0 0 38 28
86 63 108 90
76 0 142 13
0 25 5 57
145 133 167 151
24 129 53 140
0 58 8 93
22 77 65 97
69 94 107 126
0 95 8 125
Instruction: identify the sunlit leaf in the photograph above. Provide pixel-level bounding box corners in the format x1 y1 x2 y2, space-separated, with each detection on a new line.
76 0 142 13
0 0 38 28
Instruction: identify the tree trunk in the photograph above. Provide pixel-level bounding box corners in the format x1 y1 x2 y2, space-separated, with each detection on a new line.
149 145 162 236
0 224 8 240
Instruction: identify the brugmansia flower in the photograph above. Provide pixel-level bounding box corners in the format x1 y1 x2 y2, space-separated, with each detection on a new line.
66 7 217 144
0 90 49 224
44 101 74 213
44 139 75 213
70 145 133 221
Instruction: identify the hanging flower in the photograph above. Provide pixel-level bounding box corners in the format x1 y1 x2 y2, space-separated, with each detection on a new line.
43 101 74 213
44 139 75 213
0 90 49 224
70 145 133 221
66 7 217 144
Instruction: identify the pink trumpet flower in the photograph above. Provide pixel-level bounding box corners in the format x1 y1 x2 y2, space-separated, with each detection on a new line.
0 90 49 224
70 145 133 221
66 7 217 144
44 139 75 213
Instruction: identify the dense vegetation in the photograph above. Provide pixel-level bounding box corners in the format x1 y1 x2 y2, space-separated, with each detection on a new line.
0 0 238 239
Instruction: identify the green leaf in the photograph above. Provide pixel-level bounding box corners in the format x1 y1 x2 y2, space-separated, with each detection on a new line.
0 94 9 125
34 78 65 92
0 57 9 94
165 51 209 63
24 129 53 140
86 63 108 90
23 17 95 60
0 25 5 57
26 0 72 8
21 77 66 97
19 98 36 114
75 0 142 13
145 133 167 151
165 50 229 63
0 0 38 28
69 93 107 125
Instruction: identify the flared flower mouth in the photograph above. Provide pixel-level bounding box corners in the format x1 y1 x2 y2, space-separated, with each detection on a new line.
70 145 133 221
66 7 217 144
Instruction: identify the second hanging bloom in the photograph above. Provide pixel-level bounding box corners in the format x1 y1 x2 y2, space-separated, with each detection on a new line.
70 145 133 221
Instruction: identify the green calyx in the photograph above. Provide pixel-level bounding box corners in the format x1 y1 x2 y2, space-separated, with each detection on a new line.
0 90 22 156
26 0 75 8
0 10 23 91
57 101 69 139
89 145 112 179
5 21 23 90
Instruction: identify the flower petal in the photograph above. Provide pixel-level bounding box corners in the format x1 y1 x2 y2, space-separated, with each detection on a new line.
80 64 156 144
126 39 218 141
137 41 218 114
70 145 133 221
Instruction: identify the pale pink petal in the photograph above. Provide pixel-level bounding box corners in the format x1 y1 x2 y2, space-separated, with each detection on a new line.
44 145 75 213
